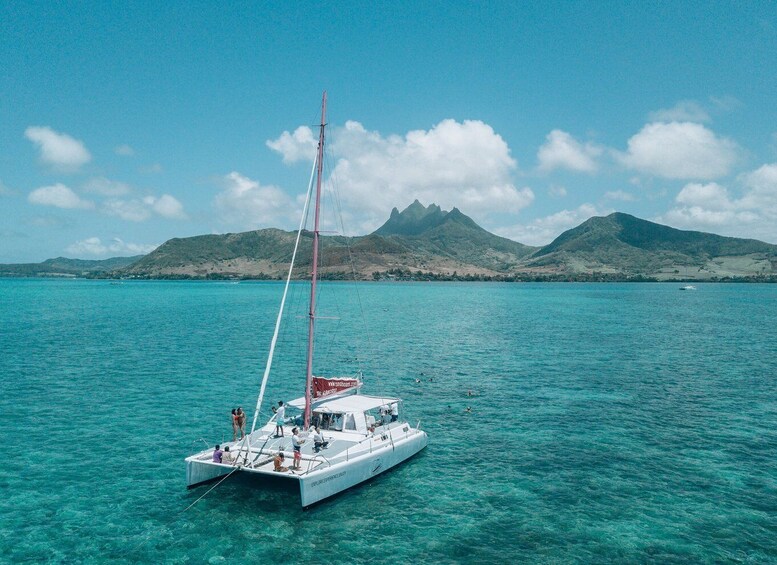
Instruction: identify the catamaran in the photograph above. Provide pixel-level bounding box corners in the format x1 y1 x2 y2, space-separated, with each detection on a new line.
185 92 428 507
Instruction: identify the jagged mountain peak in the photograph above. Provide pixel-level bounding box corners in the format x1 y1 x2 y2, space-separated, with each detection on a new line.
374 201 448 236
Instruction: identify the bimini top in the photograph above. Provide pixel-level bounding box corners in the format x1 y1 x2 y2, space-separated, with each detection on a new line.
287 394 399 413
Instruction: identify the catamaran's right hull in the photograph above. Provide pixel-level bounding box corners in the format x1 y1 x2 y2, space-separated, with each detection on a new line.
298 428 427 507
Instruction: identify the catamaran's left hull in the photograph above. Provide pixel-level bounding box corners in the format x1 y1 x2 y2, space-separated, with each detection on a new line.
186 458 233 488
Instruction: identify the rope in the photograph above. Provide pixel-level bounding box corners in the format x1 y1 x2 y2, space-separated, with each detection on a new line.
181 467 241 513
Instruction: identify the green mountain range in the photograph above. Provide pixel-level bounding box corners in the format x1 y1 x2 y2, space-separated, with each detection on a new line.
4 203 776 281
0 256 142 278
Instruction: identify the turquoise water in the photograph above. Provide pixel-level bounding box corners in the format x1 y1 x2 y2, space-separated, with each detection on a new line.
1 279 775 563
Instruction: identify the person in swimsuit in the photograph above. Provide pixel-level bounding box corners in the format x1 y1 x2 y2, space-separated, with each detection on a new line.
231 409 238 441
236 407 246 440
273 452 288 472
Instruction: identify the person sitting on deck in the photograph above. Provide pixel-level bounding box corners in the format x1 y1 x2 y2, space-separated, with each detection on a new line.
213 444 223 463
312 426 328 452
273 452 288 472
222 445 234 464
291 427 305 469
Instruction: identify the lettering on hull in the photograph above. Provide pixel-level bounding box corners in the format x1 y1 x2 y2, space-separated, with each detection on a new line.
310 471 346 487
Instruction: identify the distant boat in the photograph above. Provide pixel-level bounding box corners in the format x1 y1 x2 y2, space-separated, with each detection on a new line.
185 92 428 507
680 285 697 291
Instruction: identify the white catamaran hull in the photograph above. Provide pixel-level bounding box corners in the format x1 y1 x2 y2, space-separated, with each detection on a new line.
299 428 427 507
186 428 427 507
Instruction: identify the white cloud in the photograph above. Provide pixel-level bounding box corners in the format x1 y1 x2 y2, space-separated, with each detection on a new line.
214 171 297 230
537 130 602 173
495 204 608 246
144 194 187 219
114 144 135 156
317 119 531 229
28 184 94 209
65 237 158 257
657 165 777 242
24 126 92 171
618 122 738 180
267 126 318 164
648 100 710 123
604 190 637 202
739 163 777 210
103 194 186 222
675 182 733 210
83 177 132 196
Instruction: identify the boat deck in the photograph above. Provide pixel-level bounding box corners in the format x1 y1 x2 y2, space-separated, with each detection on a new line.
188 421 408 478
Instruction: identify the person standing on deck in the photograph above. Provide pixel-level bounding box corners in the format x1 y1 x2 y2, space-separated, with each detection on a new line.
231 409 238 441
390 403 399 422
275 401 285 437
291 427 305 469
236 407 246 440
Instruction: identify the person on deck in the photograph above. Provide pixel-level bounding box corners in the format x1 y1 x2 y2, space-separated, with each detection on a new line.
291 427 305 469
275 401 285 437
231 409 238 441
390 403 399 422
313 426 328 452
213 444 223 463
236 407 246 439
273 452 288 472
222 445 234 464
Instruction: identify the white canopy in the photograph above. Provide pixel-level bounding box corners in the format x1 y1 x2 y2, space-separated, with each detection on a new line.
288 394 399 413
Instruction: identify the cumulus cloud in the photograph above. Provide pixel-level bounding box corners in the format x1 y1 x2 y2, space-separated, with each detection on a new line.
648 100 711 123
114 144 135 156
214 171 297 230
102 194 186 222
145 194 187 219
28 184 94 209
537 130 602 173
675 182 733 210
267 126 318 164
657 165 777 242
66 237 158 257
24 126 92 171
618 122 738 180
604 190 637 202
269 119 532 230
495 204 609 246
740 163 777 210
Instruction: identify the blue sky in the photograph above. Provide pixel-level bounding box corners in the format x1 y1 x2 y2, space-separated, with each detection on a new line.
2 1 777 262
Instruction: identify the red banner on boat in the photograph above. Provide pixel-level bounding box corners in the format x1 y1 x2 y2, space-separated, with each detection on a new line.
313 377 360 398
